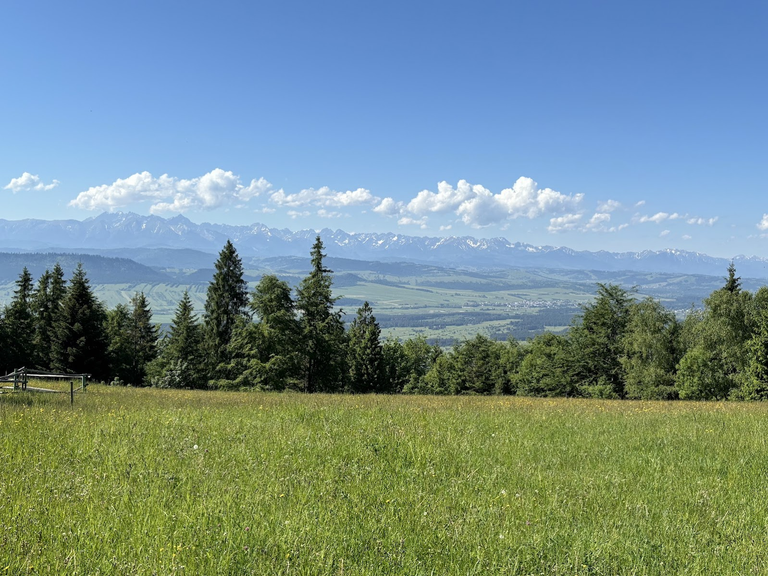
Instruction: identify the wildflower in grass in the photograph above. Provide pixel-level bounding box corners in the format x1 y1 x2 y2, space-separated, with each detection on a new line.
193 444 198 450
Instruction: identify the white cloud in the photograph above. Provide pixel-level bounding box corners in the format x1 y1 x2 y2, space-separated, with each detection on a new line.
398 216 428 229
548 213 583 233
635 200 646 208
5 172 60 192
682 234 692 240
660 229 670 237
238 177 274 200
597 199 621 213
270 186 377 208
439 224 452 231
317 209 342 218
585 212 611 231
287 210 311 219
758 214 768 231
638 212 682 224
407 180 480 215
686 216 718 226
373 197 404 216
69 168 275 213
449 177 583 228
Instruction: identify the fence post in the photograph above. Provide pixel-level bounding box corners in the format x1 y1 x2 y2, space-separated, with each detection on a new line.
82 375 87 393
70 381 74 405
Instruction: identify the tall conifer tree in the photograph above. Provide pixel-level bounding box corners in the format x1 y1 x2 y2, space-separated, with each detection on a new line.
106 304 132 383
155 290 205 388
52 263 109 380
296 236 347 392
4 268 35 370
203 240 249 380
126 292 159 385
347 301 384 393
31 264 67 369
165 291 202 367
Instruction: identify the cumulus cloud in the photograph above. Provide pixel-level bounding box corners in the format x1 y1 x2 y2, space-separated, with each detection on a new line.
397 216 428 229
637 212 682 224
287 210 311 219
69 169 275 213
5 172 60 192
635 200 646 208
317 209 342 218
585 212 611 231
374 177 589 231
383 178 582 229
407 180 480 215
660 229 670 237
597 199 621 213
373 197 405 216
686 216 718 226
682 235 692 240
270 186 378 208
758 215 768 231
448 177 583 228
548 213 583 233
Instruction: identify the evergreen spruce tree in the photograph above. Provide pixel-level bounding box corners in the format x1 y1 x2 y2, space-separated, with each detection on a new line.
238 274 301 389
296 236 347 392
0 313 8 375
4 268 35 370
347 301 384 393
31 264 67 369
154 291 204 388
106 304 132 384
165 291 203 369
568 283 635 398
724 261 742 293
126 292 159 385
202 240 249 380
31 269 52 368
52 263 109 380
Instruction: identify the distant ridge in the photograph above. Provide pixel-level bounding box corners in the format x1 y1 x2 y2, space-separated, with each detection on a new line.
0 212 766 278
0 252 170 284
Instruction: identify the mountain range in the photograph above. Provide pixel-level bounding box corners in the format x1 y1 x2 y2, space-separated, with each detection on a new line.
1 212 766 279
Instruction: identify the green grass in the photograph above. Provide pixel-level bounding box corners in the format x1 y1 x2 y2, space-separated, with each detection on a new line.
2 387 768 574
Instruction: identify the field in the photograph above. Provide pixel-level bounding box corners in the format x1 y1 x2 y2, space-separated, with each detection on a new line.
2 261 748 343
2 387 767 574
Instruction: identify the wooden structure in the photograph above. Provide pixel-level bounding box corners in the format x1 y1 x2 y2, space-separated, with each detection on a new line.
0 368 90 403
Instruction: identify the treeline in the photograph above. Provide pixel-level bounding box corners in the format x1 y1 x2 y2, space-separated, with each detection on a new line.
1 238 767 400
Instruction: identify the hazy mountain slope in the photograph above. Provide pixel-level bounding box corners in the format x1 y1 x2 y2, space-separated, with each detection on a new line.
0 253 171 284
1 212 766 278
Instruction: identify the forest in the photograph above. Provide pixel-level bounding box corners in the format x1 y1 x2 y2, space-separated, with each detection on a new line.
1 236 766 401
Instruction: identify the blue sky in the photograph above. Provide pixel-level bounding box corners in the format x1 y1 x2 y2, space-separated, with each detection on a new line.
2 0 767 257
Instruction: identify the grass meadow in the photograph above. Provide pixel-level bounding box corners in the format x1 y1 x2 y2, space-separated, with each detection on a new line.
2 386 768 575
